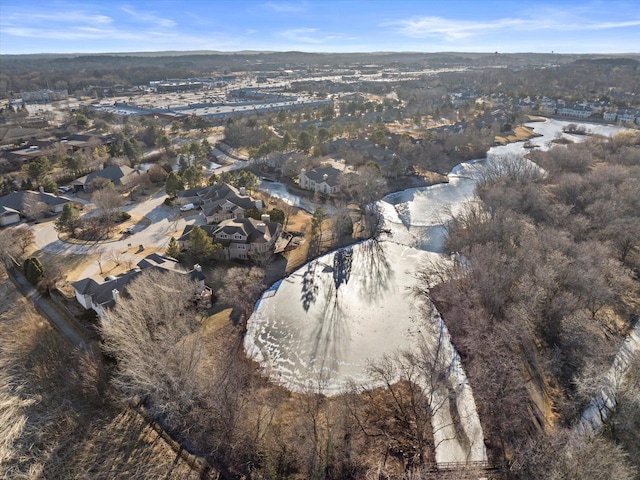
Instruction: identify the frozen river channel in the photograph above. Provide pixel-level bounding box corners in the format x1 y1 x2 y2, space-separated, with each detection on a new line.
245 118 628 464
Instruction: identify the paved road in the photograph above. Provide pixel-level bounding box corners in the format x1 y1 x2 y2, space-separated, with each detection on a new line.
33 190 205 257
8 265 90 351
32 190 206 280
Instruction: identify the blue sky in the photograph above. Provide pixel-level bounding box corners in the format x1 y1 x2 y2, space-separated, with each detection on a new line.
1 1 639 54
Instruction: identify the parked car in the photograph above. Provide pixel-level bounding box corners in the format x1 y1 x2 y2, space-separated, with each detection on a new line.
58 186 71 194
180 203 196 212
123 226 134 234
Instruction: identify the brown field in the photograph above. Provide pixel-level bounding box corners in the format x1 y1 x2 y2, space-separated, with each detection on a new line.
494 125 539 145
0 267 200 479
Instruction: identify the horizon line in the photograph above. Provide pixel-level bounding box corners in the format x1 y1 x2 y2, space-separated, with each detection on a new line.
3 49 640 57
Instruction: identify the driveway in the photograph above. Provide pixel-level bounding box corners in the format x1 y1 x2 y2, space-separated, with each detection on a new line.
33 190 205 258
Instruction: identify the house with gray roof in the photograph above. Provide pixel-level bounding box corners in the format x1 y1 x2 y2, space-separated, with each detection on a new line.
72 165 141 191
64 133 112 155
0 205 21 226
71 253 206 317
177 183 262 224
177 224 218 248
212 216 281 260
177 216 281 261
0 126 49 146
298 166 341 194
0 190 72 220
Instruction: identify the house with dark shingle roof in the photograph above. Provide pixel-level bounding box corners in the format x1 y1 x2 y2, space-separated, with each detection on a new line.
64 133 113 155
72 165 141 191
71 253 206 317
298 166 341 194
177 183 262 224
177 224 219 248
177 216 281 261
0 126 49 146
212 216 281 260
0 190 72 218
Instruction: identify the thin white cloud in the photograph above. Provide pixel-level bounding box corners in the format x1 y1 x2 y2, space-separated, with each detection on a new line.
121 6 176 28
387 16 524 40
589 20 640 29
278 27 323 43
276 28 349 45
1 11 113 25
386 14 640 41
265 2 307 13
1 26 116 41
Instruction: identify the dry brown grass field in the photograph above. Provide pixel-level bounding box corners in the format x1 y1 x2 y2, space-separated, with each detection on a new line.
0 267 200 479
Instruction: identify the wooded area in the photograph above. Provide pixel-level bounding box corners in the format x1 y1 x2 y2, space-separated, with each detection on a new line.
425 131 640 478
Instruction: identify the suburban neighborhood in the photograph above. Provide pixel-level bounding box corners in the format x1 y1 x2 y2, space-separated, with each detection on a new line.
1 28 640 480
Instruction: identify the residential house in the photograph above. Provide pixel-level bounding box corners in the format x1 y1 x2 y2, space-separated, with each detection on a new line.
212 216 281 260
0 205 21 226
177 183 263 224
64 133 113 155
0 137 59 170
298 166 341 195
177 224 218 250
72 165 141 191
0 190 72 218
71 253 207 317
617 109 640 124
0 126 49 146
199 184 261 223
176 186 205 205
555 104 593 119
178 216 281 261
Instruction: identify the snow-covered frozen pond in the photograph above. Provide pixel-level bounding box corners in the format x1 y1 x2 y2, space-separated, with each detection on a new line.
259 180 336 214
246 240 433 391
245 118 628 464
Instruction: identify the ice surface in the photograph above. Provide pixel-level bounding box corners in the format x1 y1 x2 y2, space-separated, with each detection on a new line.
245 118 629 464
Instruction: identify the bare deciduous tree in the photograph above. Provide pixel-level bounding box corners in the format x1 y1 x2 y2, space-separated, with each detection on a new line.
21 192 49 221
100 269 202 429
217 266 265 325
91 188 124 230
12 225 34 254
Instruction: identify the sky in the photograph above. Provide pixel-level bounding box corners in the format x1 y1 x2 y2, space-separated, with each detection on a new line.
1 0 639 55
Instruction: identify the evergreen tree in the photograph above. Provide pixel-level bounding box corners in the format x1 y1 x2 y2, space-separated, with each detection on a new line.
55 203 79 234
41 177 57 193
311 206 326 238
165 172 184 196
166 236 181 259
23 156 52 182
23 257 44 284
183 166 203 189
188 226 221 263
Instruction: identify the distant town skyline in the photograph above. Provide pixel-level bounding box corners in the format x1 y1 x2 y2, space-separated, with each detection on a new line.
1 0 639 55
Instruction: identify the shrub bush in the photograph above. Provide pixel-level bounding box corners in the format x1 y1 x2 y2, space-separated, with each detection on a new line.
116 212 131 222
23 257 44 285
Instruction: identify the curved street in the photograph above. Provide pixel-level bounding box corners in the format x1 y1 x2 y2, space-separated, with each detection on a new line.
32 190 205 278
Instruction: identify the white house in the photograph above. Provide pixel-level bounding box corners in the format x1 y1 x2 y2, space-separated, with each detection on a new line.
0 205 21 226
298 166 341 195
